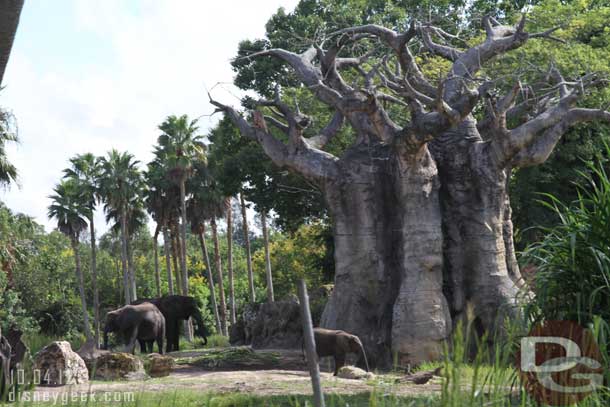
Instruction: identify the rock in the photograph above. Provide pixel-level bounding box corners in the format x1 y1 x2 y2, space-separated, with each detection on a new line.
147 353 174 377
337 366 375 380
231 287 332 349
33 341 89 386
76 339 110 376
93 352 147 381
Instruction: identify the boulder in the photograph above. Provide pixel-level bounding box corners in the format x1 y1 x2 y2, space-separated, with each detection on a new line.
146 353 174 377
337 366 375 380
33 341 89 386
93 352 147 381
76 339 110 376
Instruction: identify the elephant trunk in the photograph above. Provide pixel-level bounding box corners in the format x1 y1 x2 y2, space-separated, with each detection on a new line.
191 307 208 346
103 327 110 350
358 341 370 372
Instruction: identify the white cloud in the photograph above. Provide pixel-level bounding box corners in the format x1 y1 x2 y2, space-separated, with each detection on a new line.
0 0 299 234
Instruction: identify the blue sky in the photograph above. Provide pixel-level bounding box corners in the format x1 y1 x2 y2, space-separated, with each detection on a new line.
1 0 299 234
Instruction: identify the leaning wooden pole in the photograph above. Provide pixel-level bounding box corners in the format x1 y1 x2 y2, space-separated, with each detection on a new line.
297 279 325 407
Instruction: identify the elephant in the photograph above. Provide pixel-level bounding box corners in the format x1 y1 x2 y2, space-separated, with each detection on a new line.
132 295 209 353
103 303 165 354
307 328 370 375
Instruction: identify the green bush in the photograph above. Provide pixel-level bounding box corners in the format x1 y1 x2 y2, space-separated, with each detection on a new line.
521 144 610 326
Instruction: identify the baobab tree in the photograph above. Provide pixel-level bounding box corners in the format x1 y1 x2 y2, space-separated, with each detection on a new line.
211 15 610 367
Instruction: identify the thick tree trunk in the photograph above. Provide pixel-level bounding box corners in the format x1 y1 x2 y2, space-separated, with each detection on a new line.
0 0 24 86
261 212 274 303
430 119 520 338
240 193 256 302
320 143 450 368
163 227 174 295
198 227 222 334
89 219 100 346
226 198 236 325
120 209 131 304
153 226 162 298
211 216 228 336
72 237 92 340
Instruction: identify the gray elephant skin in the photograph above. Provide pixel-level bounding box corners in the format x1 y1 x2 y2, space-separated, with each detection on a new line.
310 328 370 375
103 303 165 354
133 295 208 353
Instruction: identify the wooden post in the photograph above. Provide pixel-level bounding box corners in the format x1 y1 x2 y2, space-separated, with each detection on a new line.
297 279 325 407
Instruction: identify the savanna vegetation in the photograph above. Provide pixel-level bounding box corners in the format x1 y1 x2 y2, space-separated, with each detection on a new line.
1 0 610 406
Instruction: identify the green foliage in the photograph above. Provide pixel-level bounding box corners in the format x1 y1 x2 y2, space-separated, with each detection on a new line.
0 106 18 187
521 145 610 325
252 222 333 300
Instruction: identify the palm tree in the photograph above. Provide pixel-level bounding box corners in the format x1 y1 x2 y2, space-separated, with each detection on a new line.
98 150 143 304
0 110 18 188
0 0 24 86
187 184 222 334
188 166 228 335
157 115 206 300
144 161 169 297
63 153 102 346
47 179 92 340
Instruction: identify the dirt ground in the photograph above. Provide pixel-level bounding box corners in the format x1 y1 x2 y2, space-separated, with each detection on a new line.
25 348 442 399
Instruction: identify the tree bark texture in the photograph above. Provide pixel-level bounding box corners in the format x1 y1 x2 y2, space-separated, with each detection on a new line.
127 236 137 301
240 193 256 302
179 180 189 296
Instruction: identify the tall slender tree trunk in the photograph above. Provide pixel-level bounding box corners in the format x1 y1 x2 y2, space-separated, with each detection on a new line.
240 193 255 302
71 236 92 340
163 227 174 295
198 226 222 334
170 225 182 293
153 225 161 298
179 180 189 296
261 212 274 303
211 216 228 336
89 218 100 346
120 208 131 304
226 198 236 325
127 236 137 301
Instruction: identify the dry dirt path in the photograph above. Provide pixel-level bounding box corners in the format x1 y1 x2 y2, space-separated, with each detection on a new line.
23 348 442 399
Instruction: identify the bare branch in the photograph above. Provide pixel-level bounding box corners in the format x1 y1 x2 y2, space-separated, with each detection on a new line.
305 111 344 149
418 24 463 62
512 108 610 167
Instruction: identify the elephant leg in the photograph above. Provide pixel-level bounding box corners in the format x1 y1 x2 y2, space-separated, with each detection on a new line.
173 320 180 352
157 334 164 355
137 339 147 354
334 356 345 376
127 326 139 355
